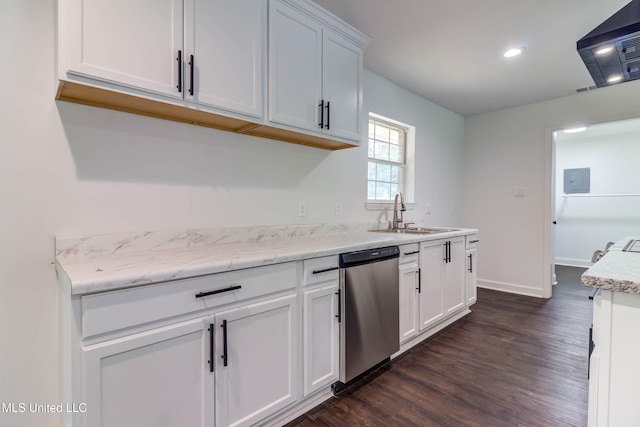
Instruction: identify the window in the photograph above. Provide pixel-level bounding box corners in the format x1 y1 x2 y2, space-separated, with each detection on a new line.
367 117 407 201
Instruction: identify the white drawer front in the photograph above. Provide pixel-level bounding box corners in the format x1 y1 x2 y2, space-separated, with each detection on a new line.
303 256 339 286
82 262 296 339
400 243 420 265
466 235 479 249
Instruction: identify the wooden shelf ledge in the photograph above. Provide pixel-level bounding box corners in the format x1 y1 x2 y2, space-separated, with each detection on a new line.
55 80 356 151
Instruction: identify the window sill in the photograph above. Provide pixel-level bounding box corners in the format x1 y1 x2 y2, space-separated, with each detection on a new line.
365 201 416 211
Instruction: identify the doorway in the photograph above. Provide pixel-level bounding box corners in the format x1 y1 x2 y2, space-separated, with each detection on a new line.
550 118 640 289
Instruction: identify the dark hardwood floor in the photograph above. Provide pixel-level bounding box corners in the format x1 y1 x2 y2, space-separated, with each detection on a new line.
286 266 592 427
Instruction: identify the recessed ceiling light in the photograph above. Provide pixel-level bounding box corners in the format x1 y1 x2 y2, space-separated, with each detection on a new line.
607 74 623 83
595 46 614 55
563 127 587 134
503 48 525 58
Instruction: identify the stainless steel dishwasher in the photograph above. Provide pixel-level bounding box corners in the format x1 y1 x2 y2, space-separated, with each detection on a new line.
333 246 400 392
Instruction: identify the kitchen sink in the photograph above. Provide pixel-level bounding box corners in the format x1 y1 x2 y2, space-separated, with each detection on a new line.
370 227 461 235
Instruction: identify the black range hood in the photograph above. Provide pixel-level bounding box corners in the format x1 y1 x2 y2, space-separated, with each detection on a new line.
577 0 640 87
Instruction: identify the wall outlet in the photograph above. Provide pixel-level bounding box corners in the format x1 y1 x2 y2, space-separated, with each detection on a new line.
335 202 342 216
425 204 432 215
298 202 306 217
514 186 526 197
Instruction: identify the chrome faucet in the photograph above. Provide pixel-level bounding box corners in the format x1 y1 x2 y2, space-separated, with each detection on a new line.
392 192 406 230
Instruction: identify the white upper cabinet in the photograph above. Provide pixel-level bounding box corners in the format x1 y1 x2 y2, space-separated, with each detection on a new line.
60 0 265 117
61 0 184 97
186 0 265 117
268 0 368 144
321 28 363 141
269 2 323 131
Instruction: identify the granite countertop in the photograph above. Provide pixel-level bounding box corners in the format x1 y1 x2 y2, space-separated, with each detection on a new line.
55 223 477 296
582 237 640 294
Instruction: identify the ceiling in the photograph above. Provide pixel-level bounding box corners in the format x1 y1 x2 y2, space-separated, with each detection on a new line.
312 0 632 117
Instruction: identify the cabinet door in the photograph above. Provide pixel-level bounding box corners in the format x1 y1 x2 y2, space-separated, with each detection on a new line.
268 0 323 131
82 317 213 427
444 238 466 316
186 0 265 117
303 284 339 396
215 294 298 427
419 241 445 330
466 248 478 305
63 0 183 97
399 262 420 343
322 28 363 142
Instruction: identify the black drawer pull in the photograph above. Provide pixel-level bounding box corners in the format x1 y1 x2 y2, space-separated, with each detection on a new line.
335 289 341 323
469 239 479 243
221 319 228 367
318 99 324 128
325 101 330 129
176 50 182 93
207 323 214 373
404 250 420 256
188 54 194 96
417 268 421 293
195 285 242 298
312 266 339 275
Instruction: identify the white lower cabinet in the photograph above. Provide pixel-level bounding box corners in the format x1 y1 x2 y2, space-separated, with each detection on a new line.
419 237 466 331
588 290 640 427
399 244 420 343
82 317 214 427
64 235 478 427
466 235 478 306
301 256 340 396
444 238 465 316
302 284 339 395
215 294 298 427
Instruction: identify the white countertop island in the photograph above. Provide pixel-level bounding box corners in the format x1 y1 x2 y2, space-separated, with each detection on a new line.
581 237 640 427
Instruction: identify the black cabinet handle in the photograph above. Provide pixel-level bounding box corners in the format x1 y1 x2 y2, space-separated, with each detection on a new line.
447 241 451 263
325 101 330 129
468 254 473 273
221 320 228 367
417 268 421 293
318 99 324 128
195 285 241 299
404 250 420 256
207 323 214 373
188 54 194 96
443 242 448 263
469 239 479 244
335 289 342 323
176 50 182 93
312 267 339 275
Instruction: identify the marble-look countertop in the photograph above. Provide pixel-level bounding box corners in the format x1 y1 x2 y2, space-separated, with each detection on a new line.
582 239 640 294
55 223 477 296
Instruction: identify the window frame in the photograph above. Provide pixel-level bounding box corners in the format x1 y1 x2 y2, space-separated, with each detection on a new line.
367 116 408 202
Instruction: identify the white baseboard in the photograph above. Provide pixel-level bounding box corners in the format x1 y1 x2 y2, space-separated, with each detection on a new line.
258 389 334 427
554 257 593 268
393 308 471 357
477 279 545 298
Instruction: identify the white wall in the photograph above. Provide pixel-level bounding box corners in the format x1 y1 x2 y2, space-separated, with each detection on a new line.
554 123 640 267
0 2 464 426
463 81 640 298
